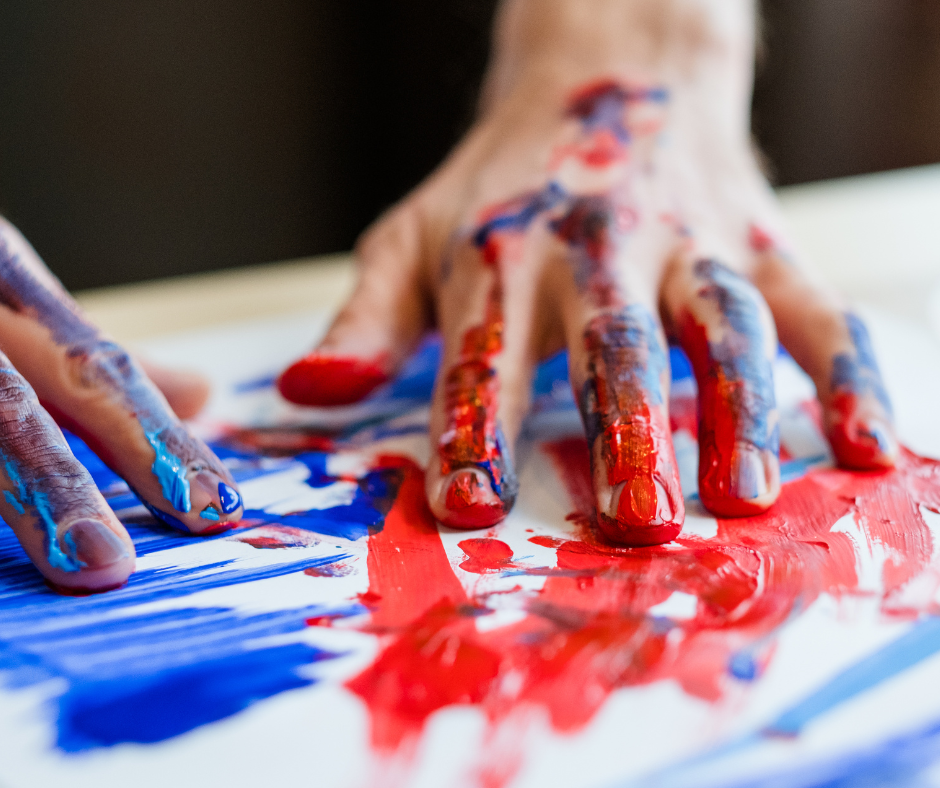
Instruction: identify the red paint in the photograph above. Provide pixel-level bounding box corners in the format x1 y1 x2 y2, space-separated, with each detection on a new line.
748 224 776 254
582 314 684 545
304 563 353 578
679 313 777 517
439 285 514 528
277 353 389 407
458 538 514 574
224 427 335 456
344 444 940 784
827 391 899 470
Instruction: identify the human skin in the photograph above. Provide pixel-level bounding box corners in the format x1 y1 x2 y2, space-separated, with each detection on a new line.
280 0 897 542
0 218 243 593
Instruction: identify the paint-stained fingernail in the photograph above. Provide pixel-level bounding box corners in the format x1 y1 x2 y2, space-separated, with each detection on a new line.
601 476 683 546
441 469 507 530
218 482 242 514
62 519 130 570
731 446 773 500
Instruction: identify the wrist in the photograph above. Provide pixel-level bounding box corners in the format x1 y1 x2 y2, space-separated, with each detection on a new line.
481 0 756 127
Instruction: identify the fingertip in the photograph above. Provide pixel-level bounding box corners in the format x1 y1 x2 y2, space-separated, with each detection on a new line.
597 476 685 546
828 418 899 471
277 353 389 407
699 444 780 517
432 468 510 530
47 519 136 595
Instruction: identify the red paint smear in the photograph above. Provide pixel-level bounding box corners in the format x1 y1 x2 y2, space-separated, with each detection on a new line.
277 353 389 407
305 563 354 578
224 427 335 456
748 224 776 254
345 442 940 784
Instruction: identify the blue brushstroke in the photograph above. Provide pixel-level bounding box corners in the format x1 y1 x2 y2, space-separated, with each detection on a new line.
766 617 940 737
473 181 568 251
233 374 277 394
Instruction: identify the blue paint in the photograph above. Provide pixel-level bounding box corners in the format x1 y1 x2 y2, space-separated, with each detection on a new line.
232 374 277 394
831 312 893 415
729 651 759 681
669 345 693 382
765 617 940 737
145 431 192 514
3 490 24 515
567 82 668 143
218 482 241 514
1 452 81 573
694 259 778 453
472 182 568 252
199 506 220 521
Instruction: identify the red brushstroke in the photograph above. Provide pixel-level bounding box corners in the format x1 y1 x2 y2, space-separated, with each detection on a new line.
277 353 389 407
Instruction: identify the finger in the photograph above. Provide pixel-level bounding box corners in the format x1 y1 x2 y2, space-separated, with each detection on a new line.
662 256 781 517
278 202 431 406
0 354 135 593
751 246 898 469
424 234 535 529
0 220 243 534
549 193 684 545
138 358 211 420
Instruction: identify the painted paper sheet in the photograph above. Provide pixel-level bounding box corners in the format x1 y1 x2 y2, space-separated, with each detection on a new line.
3 307 940 788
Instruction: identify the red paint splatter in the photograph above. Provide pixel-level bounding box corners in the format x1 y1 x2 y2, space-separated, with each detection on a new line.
748 224 776 254
277 353 389 407
458 538 515 574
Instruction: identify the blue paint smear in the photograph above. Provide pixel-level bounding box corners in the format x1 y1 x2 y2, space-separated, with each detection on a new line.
146 431 192 514
766 617 940 737
830 312 893 416
233 374 277 393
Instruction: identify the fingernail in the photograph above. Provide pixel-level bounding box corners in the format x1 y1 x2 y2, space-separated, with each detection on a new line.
730 447 772 501
441 469 506 529
603 476 683 546
62 520 130 570
860 418 898 458
218 482 242 514
191 473 242 518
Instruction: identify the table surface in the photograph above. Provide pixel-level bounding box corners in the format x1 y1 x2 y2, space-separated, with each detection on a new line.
74 164 940 345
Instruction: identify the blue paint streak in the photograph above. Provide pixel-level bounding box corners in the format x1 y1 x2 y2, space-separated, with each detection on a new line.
831 312 893 416
766 617 940 737
232 374 277 394
146 431 192 514
472 182 568 252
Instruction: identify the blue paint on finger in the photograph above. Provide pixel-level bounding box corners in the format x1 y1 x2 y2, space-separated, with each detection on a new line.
218 482 241 514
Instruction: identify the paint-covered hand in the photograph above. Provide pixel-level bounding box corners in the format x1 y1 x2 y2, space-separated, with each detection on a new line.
278 0 897 544
0 218 243 593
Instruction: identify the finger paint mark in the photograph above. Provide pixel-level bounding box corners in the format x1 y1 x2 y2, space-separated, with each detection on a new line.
218 482 241 514
579 306 684 544
680 259 779 515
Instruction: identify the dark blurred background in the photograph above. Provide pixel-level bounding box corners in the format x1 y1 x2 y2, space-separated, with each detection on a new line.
0 0 938 291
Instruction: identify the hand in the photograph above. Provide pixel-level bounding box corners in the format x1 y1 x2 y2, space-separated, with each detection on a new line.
0 217 244 593
278 0 897 544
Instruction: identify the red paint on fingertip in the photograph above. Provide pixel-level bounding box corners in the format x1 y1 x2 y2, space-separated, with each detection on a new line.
828 392 899 471
443 472 507 529
277 354 389 407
